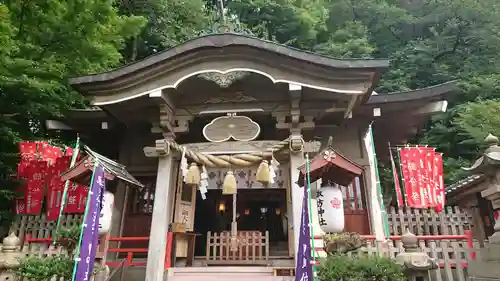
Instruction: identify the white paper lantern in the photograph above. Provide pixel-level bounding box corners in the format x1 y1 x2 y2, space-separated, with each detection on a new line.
99 191 114 235
317 185 344 233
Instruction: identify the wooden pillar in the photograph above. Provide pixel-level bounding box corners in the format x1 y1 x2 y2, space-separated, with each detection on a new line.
363 164 385 240
144 144 174 281
289 149 303 261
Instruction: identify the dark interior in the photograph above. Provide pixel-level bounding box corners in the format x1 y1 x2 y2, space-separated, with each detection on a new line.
193 189 288 257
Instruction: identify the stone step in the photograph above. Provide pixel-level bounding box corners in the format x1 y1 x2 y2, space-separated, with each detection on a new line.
167 276 294 281
170 266 275 276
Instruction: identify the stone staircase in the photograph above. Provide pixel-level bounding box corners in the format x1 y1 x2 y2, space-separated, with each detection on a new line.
166 267 294 281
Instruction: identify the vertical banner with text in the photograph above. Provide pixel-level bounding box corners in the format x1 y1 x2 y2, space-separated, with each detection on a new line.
434 153 445 212
400 148 422 208
295 179 313 281
74 165 105 281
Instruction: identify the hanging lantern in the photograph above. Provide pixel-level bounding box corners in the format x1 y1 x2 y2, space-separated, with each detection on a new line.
244 208 250 215
222 171 237 194
317 184 344 233
256 160 271 185
275 207 281 216
99 191 114 235
218 202 226 212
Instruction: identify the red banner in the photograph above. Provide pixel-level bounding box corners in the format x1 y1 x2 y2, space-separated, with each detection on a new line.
76 184 89 213
15 142 84 216
416 147 439 208
434 153 445 212
41 144 62 165
400 147 423 208
389 148 404 207
15 199 26 214
25 161 47 214
65 147 74 156
19 142 37 162
46 156 72 220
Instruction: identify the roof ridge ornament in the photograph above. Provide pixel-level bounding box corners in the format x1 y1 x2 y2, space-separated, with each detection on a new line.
197 0 256 37
485 133 499 146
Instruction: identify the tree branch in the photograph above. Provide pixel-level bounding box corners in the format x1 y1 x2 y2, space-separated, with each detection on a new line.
433 24 463 62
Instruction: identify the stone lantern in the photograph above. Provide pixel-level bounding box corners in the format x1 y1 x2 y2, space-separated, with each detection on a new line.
0 233 24 281
395 230 437 281
463 134 500 280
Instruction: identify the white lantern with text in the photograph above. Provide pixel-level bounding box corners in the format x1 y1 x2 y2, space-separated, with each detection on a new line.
316 184 344 233
99 191 114 235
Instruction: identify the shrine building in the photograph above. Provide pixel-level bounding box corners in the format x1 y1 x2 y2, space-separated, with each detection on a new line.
47 32 458 280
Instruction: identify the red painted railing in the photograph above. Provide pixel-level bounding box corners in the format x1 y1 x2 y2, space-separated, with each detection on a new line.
23 230 475 269
23 233 174 268
313 230 475 268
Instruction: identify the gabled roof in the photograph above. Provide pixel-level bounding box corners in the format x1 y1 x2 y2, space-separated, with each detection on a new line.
297 138 363 187
69 33 389 86
445 174 484 195
366 81 458 105
62 146 143 187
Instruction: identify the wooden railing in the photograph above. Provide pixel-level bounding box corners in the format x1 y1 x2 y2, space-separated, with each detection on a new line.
206 231 269 265
313 230 477 281
23 233 174 268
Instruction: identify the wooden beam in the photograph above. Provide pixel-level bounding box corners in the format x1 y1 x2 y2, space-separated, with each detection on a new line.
344 95 359 118
45 120 73 130
149 89 175 111
144 153 174 281
413 100 448 115
288 83 302 125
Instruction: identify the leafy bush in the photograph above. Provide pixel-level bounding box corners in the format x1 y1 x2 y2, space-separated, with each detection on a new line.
317 254 406 281
14 255 74 281
322 232 366 254
12 225 102 280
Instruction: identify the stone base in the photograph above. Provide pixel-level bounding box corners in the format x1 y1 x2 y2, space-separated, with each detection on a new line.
479 244 500 261
469 260 500 280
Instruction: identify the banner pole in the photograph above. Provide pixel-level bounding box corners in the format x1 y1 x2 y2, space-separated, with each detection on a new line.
71 162 98 281
396 148 407 206
368 125 390 238
53 135 81 244
305 154 318 281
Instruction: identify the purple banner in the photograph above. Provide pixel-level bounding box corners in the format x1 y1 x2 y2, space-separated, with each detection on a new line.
75 166 105 281
295 179 313 281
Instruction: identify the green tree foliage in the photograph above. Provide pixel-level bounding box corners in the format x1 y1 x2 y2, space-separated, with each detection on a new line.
455 100 500 143
0 1 145 229
225 0 500 184
2 0 500 221
116 0 213 61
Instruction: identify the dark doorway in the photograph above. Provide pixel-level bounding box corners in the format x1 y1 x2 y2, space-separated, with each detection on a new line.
193 189 288 257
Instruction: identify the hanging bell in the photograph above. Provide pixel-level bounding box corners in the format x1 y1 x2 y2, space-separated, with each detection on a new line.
256 160 271 185
186 163 201 186
222 171 237 195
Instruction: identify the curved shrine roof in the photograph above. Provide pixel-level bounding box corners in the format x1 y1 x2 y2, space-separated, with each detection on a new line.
70 33 389 86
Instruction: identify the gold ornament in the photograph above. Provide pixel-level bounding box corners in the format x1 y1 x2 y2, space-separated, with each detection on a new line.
186 163 201 186
222 171 237 195
256 160 271 185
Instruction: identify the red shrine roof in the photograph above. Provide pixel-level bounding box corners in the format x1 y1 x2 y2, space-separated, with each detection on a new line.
297 141 363 187
61 146 143 187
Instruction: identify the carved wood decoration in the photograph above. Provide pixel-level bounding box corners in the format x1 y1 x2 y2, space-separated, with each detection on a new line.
203 113 260 142
204 91 257 104
197 71 250 88
205 165 287 189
